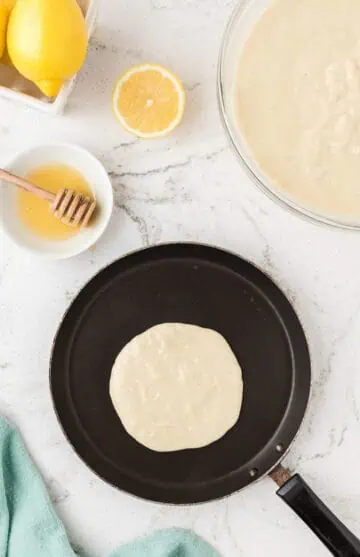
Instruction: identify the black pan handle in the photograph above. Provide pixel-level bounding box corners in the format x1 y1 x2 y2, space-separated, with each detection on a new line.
276 474 360 556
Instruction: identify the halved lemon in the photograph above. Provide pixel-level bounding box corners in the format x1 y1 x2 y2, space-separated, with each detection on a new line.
112 64 186 139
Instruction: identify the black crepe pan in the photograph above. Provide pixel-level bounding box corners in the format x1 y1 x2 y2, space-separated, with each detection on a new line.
50 244 360 556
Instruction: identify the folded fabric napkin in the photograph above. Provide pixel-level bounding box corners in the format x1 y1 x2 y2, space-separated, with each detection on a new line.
0 417 220 557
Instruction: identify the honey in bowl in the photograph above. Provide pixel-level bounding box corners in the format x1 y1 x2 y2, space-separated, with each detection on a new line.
18 163 94 240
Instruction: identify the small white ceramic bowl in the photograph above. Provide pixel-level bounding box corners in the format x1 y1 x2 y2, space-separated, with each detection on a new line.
1 143 113 259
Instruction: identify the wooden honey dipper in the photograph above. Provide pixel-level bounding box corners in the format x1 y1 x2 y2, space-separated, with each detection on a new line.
0 168 96 228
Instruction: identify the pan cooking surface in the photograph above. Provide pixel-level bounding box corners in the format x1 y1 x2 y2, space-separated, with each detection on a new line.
50 244 311 503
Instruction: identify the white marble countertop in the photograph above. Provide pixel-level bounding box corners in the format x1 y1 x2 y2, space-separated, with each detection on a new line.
1 1 360 556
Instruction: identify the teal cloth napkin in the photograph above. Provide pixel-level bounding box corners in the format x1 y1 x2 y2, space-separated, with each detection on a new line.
0 418 220 557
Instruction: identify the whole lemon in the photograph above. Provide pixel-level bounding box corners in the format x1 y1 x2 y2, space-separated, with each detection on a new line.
0 6 7 58
0 0 16 58
7 0 88 97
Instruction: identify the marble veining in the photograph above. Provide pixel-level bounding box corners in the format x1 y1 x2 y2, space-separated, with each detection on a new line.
1 1 360 556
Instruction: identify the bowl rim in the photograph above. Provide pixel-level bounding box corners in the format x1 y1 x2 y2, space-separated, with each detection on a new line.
217 0 360 231
1 142 114 260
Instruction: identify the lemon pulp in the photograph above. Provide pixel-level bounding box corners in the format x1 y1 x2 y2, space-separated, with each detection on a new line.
113 64 185 138
18 164 93 241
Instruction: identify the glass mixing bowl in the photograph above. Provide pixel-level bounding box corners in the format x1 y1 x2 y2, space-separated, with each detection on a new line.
218 0 360 230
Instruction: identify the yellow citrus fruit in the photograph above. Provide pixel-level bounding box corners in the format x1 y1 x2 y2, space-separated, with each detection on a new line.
113 64 186 138
3 0 16 9
7 0 88 97
0 5 7 58
0 0 15 59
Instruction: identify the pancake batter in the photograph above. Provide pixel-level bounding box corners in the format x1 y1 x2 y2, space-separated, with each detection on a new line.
235 0 360 220
109 323 243 452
